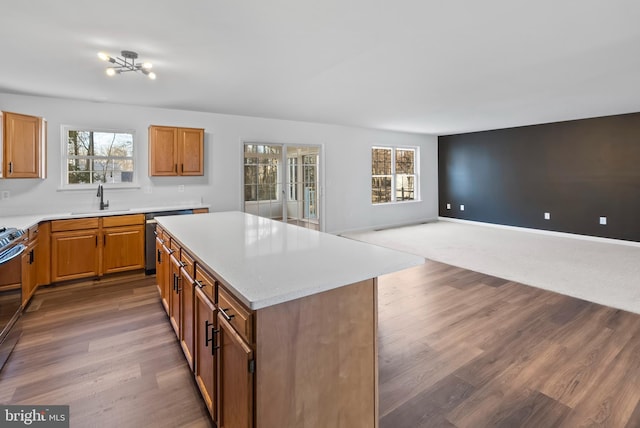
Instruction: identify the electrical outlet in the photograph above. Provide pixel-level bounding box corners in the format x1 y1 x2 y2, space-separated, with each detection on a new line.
1 190 9 200
599 216 607 225
460 204 465 211
143 186 152 194
446 203 451 210
178 185 185 193
544 212 550 220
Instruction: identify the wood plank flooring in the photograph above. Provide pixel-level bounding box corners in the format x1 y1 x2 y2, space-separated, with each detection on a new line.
0 274 212 428
378 260 640 428
2 260 640 427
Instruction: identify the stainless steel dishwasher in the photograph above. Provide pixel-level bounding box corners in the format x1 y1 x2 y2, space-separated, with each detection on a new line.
144 210 193 274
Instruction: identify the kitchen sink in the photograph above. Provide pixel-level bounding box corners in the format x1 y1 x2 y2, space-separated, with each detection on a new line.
69 209 131 215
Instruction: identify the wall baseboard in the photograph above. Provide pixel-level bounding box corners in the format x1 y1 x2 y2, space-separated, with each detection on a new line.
438 216 640 248
334 217 438 236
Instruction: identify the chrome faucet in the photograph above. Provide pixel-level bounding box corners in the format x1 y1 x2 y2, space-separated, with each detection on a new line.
96 184 109 210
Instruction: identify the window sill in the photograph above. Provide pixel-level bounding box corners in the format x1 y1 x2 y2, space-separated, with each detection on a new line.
372 199 422 206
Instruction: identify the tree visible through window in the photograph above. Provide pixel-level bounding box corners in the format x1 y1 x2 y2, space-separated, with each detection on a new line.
371 147 417 204
244 144 281 202
65 129 134 185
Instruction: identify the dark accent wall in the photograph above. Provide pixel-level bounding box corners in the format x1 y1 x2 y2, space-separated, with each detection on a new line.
438 112 640 242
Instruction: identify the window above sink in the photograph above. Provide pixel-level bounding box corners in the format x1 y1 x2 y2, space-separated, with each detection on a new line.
60 125 138 190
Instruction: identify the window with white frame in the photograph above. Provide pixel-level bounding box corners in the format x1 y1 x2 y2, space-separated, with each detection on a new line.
62 127 135 187
371 146 418 204
244 143 282 202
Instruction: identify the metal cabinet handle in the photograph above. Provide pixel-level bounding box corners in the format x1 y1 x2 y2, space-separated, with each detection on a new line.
175 275 181 293
157 249 162 263
220 308 235 321
194 280 204 288
205 320 220 355
9 162 13 174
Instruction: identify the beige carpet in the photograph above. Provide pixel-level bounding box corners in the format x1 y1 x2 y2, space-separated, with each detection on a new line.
343 220 640 315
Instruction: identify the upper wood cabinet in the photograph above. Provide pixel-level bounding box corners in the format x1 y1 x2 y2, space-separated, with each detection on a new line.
2 111 47 178
149 125 204 176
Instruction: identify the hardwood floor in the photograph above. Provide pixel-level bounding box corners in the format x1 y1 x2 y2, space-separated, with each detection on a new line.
378 260 640 428
0 274 212 428
2 261 639 427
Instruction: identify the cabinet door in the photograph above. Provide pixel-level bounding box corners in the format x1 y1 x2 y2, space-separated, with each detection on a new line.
3 112 43 178
51 230 99 282
102 225 145 275
149 126 178 176
195 286 217 422
180 265 195 370
169 253 182 337
21 248 32 306
218 314 254 428
178 128 204 176
155 236 169 313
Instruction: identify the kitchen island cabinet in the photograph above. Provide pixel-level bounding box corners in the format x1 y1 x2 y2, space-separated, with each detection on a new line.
157 211 424 427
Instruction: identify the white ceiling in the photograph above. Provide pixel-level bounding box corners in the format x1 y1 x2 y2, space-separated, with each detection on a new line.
2 0 640 135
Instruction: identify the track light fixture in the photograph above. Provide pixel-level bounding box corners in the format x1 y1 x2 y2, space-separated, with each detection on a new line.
98 50 156 80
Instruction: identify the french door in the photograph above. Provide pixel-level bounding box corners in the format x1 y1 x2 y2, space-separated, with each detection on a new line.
243 143 321 230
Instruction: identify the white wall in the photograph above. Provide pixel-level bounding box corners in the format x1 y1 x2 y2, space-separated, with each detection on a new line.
0 93 438 234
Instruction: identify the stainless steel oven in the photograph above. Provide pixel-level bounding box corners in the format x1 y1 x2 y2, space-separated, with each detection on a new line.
0 227 26 372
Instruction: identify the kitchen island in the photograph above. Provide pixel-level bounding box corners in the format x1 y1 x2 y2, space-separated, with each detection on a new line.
156 211 424 428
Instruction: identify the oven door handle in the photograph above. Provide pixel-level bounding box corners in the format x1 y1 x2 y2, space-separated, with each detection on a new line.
0 244 26 265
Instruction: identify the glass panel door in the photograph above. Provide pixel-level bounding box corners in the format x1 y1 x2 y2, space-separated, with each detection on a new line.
243 144 284 221
286 146 320 231
243 143 321 230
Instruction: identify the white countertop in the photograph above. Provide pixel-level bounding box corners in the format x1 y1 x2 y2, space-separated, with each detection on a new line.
0 203 210 231
157 211 424 310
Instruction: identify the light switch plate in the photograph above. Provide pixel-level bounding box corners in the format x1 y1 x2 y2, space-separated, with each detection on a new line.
460 204 465 211
599 216 607 225
544 212 550 220
446 203 451 210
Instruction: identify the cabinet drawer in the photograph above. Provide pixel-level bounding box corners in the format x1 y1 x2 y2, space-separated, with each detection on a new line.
102 213 144 227
194 265 216 302
170 238 180 255
180 250 195 279
51 217 99 232
218 287 253 344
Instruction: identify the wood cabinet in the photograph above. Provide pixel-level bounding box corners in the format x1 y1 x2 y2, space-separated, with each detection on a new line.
155 228 170 314
2 111 46 178
21 226 38 306
102 215 145 275
169 250 182 336
50 214 145 283
149 125 204 176
218 313 254 428
159 224 377 428
51 216 100 282
180 250 196 370
194 281 217 422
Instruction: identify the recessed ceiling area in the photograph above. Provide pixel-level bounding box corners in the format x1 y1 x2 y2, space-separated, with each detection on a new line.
1 0 639 135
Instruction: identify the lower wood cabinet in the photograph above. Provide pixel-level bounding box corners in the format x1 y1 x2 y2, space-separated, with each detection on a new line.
168 251 182 337
180 252 195 370
218 313 254 428
21 234 38 306
50 214 144 283
194 284 217 421
51 228 100 282
159 227 376 428
102 225 144 274
155 232 170 314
